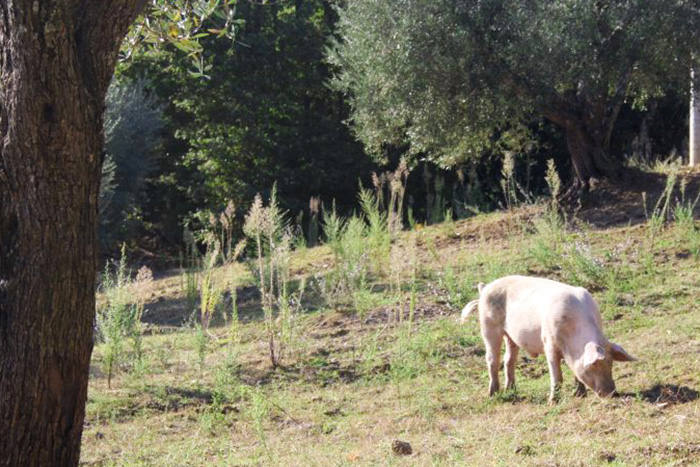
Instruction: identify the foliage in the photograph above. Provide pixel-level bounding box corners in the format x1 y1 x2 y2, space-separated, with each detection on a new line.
124 0 239 78
329 0 700 180
101 77 164 251
123 0 377 249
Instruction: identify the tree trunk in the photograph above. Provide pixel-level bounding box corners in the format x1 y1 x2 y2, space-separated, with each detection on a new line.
0 2 144 465
544 112 623 190
690 59 700 166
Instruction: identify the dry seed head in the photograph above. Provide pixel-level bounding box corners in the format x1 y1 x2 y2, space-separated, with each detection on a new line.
232 239 247 262
395 159 409 181
220 200 236 229
545 159 561 200
244 194 265 236
135 265 154 284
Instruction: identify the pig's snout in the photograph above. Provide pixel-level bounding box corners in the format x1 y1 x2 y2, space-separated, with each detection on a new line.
594 384 617 398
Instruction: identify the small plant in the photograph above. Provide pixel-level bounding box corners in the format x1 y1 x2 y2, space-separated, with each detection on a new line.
318 213 370 309
642 169 678 273
529 160 567 270
307 196 320 247
442 207 456 237
500 151 534 213
244 187 302 368
359 186 390 274
386 160 410 236
181 228 200 318
561 237 607 289
544 159 562 210
673 178 700 259
528 209 566 270
225 284 240 362
218 200 237 263
96 245 149 388
407 235 419 335
199 246 222 331
251 389 271 459
501 151 518 211
407 206 417 230
194 323 208 371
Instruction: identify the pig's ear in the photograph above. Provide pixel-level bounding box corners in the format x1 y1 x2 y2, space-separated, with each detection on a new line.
610 342 637 362
477 282 485 294
583 342 606 369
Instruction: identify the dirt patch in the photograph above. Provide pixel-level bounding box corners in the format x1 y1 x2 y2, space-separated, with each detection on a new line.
576 170 700 228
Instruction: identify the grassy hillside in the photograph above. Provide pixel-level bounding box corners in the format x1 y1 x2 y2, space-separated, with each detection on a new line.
81 173 700 466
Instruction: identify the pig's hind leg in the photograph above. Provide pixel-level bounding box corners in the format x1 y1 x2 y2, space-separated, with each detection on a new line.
504 335 519 390
481 324 505 396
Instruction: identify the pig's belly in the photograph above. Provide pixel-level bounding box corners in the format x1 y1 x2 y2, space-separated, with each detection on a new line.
505 322 544 357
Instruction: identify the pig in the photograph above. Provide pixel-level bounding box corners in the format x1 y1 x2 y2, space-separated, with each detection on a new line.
461 275 636 403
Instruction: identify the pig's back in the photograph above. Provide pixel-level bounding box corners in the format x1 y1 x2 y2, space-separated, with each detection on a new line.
490 276 595 355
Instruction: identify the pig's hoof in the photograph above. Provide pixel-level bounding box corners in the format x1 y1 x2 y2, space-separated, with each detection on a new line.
574 387 587 398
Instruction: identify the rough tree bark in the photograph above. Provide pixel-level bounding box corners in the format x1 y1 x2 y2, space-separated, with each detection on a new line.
563 120 621 187
0 1 145 465
543 97 624 193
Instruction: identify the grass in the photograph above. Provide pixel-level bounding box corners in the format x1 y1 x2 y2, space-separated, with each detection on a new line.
83 195 700 466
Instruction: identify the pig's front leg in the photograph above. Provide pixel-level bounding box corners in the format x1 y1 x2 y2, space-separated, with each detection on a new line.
544 345 563 404
573 377 587 397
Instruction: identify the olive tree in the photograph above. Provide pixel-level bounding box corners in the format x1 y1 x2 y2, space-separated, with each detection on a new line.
329 0 700 189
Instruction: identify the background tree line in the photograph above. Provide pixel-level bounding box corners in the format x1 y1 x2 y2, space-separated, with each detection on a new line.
103 0 696 258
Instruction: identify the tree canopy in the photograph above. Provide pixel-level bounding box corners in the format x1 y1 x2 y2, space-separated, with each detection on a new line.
329 0 700 186
117 0 377 248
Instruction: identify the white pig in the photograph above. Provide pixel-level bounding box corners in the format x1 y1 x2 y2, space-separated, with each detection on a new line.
461 275 636 402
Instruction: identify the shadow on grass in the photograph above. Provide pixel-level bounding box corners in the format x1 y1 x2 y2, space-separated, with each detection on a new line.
638 384 699 404
616 384 699 405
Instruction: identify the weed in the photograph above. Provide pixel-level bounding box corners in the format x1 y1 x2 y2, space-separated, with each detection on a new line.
181 228 200 318
643 169 678 273
199 251 222 331
673 178 700 259
318 211 369 310
307 196 320 247
194 323 208 371
225 285 240 362
251 389 271 459
359 185 391 276
528 210 566 271
244 187 302 368
561 237 607 289
96 245 148 388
